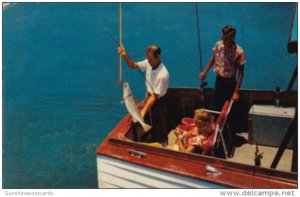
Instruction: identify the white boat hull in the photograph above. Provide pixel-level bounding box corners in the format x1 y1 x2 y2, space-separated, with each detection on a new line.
97 155 227 188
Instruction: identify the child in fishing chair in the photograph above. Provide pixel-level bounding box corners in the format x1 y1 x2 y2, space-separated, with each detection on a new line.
118 109 215 154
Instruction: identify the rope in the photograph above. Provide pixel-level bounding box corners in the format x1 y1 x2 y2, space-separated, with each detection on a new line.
119 3 123 87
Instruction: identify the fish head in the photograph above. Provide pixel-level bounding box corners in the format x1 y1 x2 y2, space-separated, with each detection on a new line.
123 81 132 97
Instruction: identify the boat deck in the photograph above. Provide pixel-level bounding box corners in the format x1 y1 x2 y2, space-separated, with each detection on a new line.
228 133 293 172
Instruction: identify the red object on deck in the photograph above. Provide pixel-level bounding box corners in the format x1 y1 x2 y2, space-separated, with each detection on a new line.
178 117 196 133
178 124 195 133
181 117 195 126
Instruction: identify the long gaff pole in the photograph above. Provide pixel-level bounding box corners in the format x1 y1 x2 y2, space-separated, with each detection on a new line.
119 3 123 87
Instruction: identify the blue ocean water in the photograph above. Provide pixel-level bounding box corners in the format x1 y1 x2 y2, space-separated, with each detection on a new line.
2 3 297 188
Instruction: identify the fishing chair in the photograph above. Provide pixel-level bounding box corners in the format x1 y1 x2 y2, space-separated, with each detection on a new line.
201 100 234 158
178 100 234 158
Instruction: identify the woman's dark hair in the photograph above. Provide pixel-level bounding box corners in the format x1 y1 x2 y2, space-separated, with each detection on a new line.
222 25 236 38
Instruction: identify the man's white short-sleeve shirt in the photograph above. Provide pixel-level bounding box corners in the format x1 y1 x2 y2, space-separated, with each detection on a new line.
137 59 169 98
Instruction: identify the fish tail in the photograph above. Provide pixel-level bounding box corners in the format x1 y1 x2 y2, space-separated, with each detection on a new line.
141 122 152 132
132 116 137 123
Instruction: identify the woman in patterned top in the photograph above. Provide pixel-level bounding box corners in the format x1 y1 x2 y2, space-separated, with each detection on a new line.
199 25 246 111
173 109 215 153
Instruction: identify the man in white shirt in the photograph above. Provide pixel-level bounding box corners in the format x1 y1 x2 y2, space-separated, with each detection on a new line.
118 45 169 143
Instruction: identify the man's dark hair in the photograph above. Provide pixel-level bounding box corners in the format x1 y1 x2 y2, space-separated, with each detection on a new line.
222 25 236 38
147 45 161 58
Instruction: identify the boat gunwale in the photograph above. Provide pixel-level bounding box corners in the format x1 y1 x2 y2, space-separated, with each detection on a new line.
98 136 297 183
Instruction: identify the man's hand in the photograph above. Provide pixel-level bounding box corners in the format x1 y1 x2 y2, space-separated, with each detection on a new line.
140 93 157 119
118 45 126 56
140 108 147 119
199 71 206 81
232 90 239 101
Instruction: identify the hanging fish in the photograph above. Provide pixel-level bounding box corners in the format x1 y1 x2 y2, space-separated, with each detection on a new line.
122 81 152 132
